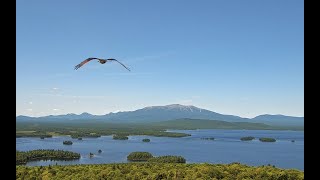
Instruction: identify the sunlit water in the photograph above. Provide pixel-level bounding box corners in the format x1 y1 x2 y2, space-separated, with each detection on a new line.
16 129 304 170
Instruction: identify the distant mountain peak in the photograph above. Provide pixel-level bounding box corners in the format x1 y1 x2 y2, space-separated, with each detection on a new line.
141 104 203 113
80 112 92 115
16 104 303 126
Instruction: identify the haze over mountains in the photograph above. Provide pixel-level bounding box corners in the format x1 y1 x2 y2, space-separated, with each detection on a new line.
16 104 304 127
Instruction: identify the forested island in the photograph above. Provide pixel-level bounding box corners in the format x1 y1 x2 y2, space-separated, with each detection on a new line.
259 138 276 142
142 138 150 142
63 141 73 145
127 152 153 161
127 152 186 163
148 155 186 163
16 149 80 165
16 163 304 179
240 136 255 141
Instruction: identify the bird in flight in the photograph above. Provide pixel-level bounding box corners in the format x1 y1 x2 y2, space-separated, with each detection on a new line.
74 57 131 71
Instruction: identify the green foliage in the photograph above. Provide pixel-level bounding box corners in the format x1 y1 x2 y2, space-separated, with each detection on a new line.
259 137 276 142
63 141 73 145
16 121 191 138
16 163 304 179
113 134 129 140
16 149 80 165
240 136 255 141
127 152 153 161
142 138 150 142
148 155 186 163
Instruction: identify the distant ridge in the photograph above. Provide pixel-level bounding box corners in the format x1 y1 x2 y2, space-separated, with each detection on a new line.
16 104 304 126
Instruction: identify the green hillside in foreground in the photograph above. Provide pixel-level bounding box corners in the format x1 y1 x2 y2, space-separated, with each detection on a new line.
16 163 304 180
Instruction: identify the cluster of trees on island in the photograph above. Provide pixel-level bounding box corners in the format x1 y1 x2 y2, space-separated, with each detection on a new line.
240 136 255 141
63 141 73 145
259 138 277 142
240 136 277 142
127 152 186 163
16 162 304 179
16 149 80 165
142 138 150 142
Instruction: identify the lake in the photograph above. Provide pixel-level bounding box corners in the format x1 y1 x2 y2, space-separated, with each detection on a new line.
16 129 304 170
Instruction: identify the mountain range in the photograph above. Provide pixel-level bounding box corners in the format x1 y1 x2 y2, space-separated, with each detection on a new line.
16 104 304 126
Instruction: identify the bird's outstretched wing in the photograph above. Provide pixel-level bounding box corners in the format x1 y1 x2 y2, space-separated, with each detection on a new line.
75 58 97 70
108 59 131 71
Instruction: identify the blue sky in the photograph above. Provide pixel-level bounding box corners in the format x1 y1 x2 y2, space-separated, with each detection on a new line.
16 0 304 118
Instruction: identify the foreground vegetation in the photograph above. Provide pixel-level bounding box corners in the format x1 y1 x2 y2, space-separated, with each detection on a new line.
16 150 80 165
16 163 304 180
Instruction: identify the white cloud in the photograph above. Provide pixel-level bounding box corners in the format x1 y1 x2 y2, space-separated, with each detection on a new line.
53 109 60 111
27 108 33 111
29 102 33 105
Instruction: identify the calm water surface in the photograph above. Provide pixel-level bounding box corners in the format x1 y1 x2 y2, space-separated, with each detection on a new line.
16 129 304 170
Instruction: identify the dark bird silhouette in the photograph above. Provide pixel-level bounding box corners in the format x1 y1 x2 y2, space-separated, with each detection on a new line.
74 57 131 71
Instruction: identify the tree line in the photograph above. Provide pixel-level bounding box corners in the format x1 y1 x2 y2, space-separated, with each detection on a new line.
16 162 304 179
16 149 80 165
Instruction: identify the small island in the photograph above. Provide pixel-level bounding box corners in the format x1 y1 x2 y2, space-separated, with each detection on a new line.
78 137 82 140
98 149 102 153
113 134 129 140
142 138 150 142
16 149 80 165
89 152 94 158
291 140 295 142
201 137 215 140
240 136 255 141
127 152 153 161
259 138 276 142
63 140 73 145
148 155 186 163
